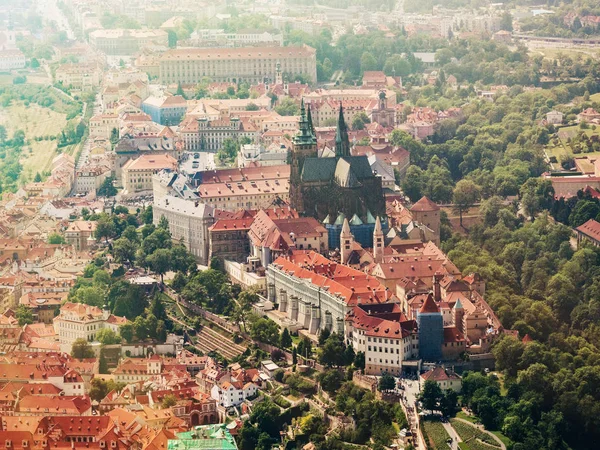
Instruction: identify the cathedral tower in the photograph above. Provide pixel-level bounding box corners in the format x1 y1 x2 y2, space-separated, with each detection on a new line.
290 99 317 212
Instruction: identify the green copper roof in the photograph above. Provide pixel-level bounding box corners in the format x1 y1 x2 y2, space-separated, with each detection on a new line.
292 98 317 146
167 425 238 450
454 298 463 309
322 214 331 225
334 212 346 225
349 214 363 225
366 210 376 224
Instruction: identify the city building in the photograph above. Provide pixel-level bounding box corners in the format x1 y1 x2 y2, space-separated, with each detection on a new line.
248 210 328 267
346 304 419 376
55 63 102 91
189 29 284 47
210 380 258 408
153 196 215 264
191 165 291 211
89 114 119 139
89 29 168 55
122 154 178 194
75 165 111 195
0 48 26 71
208 217 252 263
266 250 392 336
141 95 188 125
64 220 97 251
237 143 289 168
159 45 317 85
179 115 258 152
420 367 462 392
53 302 127 348
546 110 564 125
575 219 600 247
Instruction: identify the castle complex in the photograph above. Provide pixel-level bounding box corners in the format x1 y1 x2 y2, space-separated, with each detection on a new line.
289 101 385 220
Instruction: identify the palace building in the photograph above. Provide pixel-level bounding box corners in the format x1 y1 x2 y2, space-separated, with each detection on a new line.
159 45 317 85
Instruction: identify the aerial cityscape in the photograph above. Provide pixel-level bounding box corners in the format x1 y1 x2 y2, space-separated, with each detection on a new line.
0 0 597 449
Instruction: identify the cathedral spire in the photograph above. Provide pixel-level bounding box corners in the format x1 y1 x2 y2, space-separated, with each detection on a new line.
307 104 315 136
293 98 316 146
335 103 350 158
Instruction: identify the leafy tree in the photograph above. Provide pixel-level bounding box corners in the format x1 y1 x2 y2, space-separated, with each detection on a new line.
15 305 34 326
112 237 138 265
71 338 95 359
568 200 600 227
440 389 459 417
354 351 365 371
120 323 135 343
171 271 187 292
161 394 178 408
96 328 122 345
297 337 313 360
317 369 344 394
72 285 104 307
98 349 108 374
318 327 331 346
420 380 443 413
318 333 350 367
275 97 299 116
147 248 172 282
157 215 169 231
250 318 280 345
280 328 292 349
378 373 396 391
97 176 117 197
89 378 125 401
95 216 116 243
351 111 370 131
141 205 153 225
453 179 480 227
47 232 66 244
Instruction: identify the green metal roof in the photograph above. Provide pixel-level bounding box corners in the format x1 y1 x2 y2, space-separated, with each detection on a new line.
167 425 238 450
366 210 376 224
349 214 363 225
334 212 346 226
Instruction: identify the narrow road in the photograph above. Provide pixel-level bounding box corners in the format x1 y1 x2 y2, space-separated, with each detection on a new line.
442 421 461 450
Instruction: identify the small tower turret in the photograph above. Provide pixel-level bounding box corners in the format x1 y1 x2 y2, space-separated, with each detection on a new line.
373 216 384 263
340 217 353 264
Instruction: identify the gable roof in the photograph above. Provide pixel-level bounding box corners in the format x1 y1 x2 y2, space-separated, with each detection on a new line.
576 218 600 241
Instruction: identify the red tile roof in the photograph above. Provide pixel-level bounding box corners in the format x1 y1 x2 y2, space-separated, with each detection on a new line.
576 219 600 241
419 294 439 314
421 367 460 382
410 196 440 212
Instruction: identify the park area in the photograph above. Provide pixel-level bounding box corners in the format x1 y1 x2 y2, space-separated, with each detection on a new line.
0 102 71 180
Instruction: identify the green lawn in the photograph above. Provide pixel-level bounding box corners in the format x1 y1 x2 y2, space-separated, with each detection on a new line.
491 431 512 448
422 419 451 450
456 411 477 423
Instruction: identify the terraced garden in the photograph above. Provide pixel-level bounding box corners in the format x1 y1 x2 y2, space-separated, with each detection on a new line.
421 419 451 449
451 419 501 450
